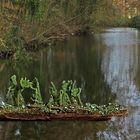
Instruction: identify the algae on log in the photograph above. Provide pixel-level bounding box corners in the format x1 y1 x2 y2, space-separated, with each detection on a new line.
0 75 128 121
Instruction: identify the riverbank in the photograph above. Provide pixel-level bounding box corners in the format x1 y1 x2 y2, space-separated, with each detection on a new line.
0 0 116 59
0 1 139 59
0 24 92 59
25 25 91 50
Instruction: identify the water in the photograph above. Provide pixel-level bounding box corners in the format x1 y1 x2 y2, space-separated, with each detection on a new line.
0 28 140 140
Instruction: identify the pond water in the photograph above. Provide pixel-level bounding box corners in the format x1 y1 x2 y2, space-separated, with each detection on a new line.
0 28 140 140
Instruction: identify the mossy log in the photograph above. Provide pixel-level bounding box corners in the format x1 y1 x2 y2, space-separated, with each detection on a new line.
0 108 127 121
2 77 128 121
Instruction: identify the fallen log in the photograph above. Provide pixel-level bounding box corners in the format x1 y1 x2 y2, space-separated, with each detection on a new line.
2 76 128 121
0 108 127 121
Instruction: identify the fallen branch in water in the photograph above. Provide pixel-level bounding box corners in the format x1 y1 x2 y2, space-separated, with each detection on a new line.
0 75 128 121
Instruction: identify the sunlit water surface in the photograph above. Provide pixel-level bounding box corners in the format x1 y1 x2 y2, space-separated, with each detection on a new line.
0 28 140 140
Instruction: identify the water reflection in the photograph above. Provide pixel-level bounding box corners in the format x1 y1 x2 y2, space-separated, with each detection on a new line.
99 28 140 139
0 28 140 139
0 36 113 104
0 121 107 140
101 28 139 106
0 35 113 140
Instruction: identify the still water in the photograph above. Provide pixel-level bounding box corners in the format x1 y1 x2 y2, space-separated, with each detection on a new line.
0 28 140 140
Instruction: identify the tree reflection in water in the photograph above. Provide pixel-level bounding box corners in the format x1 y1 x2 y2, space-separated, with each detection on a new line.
0 28 140 140
100 28 140 140
0 121 107 140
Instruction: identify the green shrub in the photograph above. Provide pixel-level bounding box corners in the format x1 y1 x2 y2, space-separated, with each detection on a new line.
129 16 140 29
113 17 130 27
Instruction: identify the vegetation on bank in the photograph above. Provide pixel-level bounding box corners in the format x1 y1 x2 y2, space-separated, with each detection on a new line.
0 0 122 59
0 75 127 120
113 16 140 28
0 1 140 59
129 16 140 29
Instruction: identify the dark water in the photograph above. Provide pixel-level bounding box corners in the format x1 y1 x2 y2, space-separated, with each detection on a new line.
0 28 140 140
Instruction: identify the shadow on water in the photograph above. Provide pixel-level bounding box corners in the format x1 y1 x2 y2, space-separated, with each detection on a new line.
0 28 140 139
0 121 107 140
